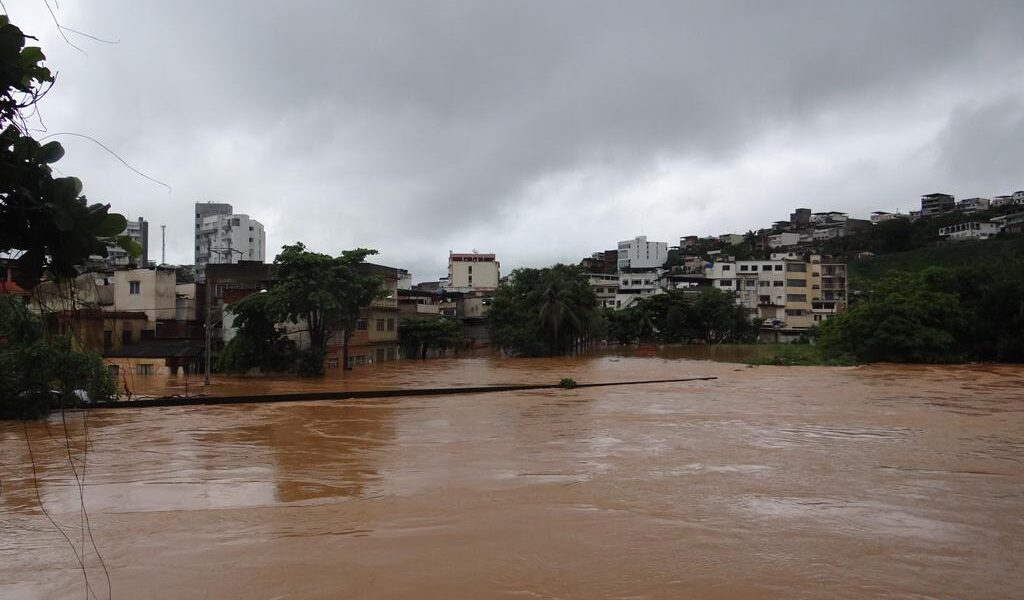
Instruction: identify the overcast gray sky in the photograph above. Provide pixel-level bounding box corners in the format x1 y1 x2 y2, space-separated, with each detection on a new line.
10 1 1024 281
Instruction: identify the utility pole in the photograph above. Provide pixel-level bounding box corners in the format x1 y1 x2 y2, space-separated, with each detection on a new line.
204 280 212 385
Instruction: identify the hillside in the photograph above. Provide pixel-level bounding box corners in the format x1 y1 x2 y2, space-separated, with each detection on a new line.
848 235 1024 286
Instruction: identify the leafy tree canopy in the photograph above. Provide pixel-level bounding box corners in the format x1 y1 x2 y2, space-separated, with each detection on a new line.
0 15 137 288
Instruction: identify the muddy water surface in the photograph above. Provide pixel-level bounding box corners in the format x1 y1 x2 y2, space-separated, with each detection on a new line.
1 356 1022 599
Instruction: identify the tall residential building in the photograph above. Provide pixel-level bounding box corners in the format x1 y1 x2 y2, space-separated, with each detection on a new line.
447 252 499 292
616 236 668 271
105 216 149 268
920 193 955 218
705 253 846 330
194 202 266 281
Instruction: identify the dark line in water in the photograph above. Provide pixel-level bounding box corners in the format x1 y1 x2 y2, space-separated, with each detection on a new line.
76 377 719 410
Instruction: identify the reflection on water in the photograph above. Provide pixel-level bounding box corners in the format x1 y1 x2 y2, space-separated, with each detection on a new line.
1 356 1023 599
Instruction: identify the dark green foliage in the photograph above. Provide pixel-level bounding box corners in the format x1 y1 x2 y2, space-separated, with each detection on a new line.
487 264 603 356
818 263 1024 363
0 297 115 419
223 243 384 376
609 288 757 345
558 378 578 389
400 316 462 359
218 292 295 374
848 236 1024 285
0 16 138 288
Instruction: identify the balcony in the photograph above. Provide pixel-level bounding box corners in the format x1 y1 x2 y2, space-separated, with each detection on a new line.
369 298 398 310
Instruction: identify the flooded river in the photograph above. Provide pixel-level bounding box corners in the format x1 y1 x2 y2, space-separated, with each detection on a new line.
1 356 1022 599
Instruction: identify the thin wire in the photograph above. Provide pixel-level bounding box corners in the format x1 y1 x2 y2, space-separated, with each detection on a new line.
37 132 172 193
23 422 100 600
42 0 86 55
62 408 112 600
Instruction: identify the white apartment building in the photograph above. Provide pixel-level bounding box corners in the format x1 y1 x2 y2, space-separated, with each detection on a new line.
938 221 1000 241
617 236 668 270
194 202 266 281
614 269 663 309
447 252 499 292
957 197 990 213
588 273 619 309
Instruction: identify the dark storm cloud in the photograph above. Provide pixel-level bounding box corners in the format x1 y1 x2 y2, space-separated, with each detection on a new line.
9 1 1024 279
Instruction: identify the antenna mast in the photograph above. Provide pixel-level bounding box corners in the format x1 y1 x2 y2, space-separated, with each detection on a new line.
161 224 166 265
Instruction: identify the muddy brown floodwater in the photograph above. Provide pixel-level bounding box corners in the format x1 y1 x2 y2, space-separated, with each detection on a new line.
1 355 1023 599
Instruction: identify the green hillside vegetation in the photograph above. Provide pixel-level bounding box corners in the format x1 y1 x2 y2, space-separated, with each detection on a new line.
848 235 1024 287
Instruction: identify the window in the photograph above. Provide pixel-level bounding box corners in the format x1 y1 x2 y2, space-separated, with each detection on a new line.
231 218 240 226
786 294 807 303
356 319 368 331
137 363 154 375
762 265 771 271
787 263 807 273
386 318 395 332
774 265 783 271
468 275 473 284
719 279 733 287
129 280 141 294
773 281 784 287
722 265 731 271
759 280 769 287
328 358 339 368
468 265 473 274
376 319 385 332
813 315 823 322
786 279 807 288
785 309 805 316
249 226 254 231
739 265 748 271
249 237 254 243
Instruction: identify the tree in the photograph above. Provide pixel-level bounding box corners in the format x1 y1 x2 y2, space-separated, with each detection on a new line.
226 243 385 376
218 292 295 374
488 265 602 356
817 269 964 363
400 316 462 359
0 16 137 288
1 297 115 419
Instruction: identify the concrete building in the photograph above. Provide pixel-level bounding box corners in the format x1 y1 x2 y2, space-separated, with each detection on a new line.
588 273 619 309
447 252 499 293
705 254 846 332
991 212 1024 234
617 236 668 270
811 211 848 224
719 233 744 246
111 267 177 326
767 232 801 248
957 197 990 213
615 269 663 309
921 193 955 218
938 221 1000 240
194 202 266 281
326 263 402 368
991 195 1014 207
790 208 812 227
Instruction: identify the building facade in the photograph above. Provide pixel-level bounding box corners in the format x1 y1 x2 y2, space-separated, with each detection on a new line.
921 193 955 217
938 221 1000 241
446 252 499 292
194 202 266 281
105 216 149 268
617 236 668 270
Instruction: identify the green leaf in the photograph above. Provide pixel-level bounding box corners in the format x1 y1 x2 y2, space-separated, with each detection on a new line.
53 208 74 231
38 140 64 164
94 212 128 237
116 235 142 258
20 46 45 66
